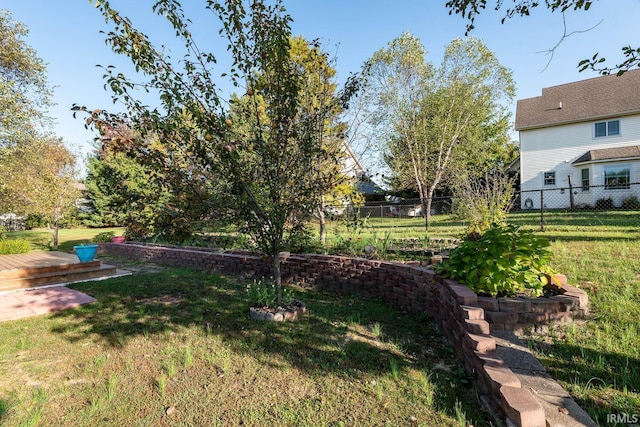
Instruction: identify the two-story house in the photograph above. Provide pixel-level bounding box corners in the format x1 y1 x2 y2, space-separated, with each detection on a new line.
515 69 640 209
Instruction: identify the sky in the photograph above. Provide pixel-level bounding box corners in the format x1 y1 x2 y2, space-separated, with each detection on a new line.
3 0 640 169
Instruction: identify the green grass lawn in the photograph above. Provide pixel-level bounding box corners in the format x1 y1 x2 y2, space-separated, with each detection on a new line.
3 214 639 425
6 227 124 252
0 267 489 426
316 214 640 424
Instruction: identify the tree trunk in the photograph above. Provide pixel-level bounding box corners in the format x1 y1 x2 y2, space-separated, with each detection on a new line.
272 251 282 305
318 207 326 246
48 221 60 250
423 196 434 232
419 187 433 232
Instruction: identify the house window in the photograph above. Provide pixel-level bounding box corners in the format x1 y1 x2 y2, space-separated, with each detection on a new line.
581 168 590 191
604 165 630 190
594 120 620 137
543 171 556 186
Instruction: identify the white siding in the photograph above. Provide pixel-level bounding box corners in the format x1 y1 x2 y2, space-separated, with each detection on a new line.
519 115 640 209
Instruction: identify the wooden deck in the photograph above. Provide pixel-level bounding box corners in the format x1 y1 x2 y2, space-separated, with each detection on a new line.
0 251 127 292
0 251 86 271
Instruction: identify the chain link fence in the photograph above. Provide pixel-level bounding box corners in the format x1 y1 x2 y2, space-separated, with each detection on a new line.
0 214 26 232
325 182 640 232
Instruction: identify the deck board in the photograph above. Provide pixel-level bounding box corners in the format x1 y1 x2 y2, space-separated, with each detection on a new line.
0 252 80 271
0 251 130 292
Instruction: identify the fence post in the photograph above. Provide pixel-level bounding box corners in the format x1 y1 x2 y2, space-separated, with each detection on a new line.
539 189 545 231
568 175 575 209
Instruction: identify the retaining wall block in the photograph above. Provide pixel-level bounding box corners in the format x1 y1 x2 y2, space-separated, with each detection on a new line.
498 298 532 313
461 305 485 320
560 284 589 309
477 296 500 311
446 281 478 305
518 312 548 324
485 311 519 325
529 298 561 314
499 385 546 427
483 363 522 395
473 350 505 368
464 331 496 353
463 319 491 335
551 273 567 286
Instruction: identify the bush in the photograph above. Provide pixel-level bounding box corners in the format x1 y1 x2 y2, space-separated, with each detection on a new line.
0 239 31 255
0 226 5 241
24 214 45 230
435 224 556 297
621 196 640 210
595 197 614 210
246 279 292 307
453 173 515 236
92 231 116 243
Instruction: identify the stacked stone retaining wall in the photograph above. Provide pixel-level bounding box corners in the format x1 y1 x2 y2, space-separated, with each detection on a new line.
101 242 588 427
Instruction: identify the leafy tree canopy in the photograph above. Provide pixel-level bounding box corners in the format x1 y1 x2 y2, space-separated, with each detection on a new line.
79 0 357 302
0 10 52 148
362 33 515 229
0 137 80 248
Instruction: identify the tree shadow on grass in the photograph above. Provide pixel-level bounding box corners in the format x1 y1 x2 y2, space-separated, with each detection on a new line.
49 266 490 424
528 339 640 425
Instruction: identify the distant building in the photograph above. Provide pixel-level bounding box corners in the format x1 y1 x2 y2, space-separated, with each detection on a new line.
516 69 640 209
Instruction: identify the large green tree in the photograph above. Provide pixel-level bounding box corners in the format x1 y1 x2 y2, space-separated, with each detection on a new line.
83 0 354 302
287 36 359 245
0 10 52 148
362 34 515 229
445 0 639 75
0 10 80 248
81 112 219 241
0 138 81 248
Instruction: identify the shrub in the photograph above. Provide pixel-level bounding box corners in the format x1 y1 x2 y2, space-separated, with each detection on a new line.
0 239 31 255
595 197 614 210
0 226 5 241
453 173 515 236
621 196 640 210
246 279 292 307
92 231 116 243
24 214 45 230
435 224 556 297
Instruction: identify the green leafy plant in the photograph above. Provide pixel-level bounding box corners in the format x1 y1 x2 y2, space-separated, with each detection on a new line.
621 195 640 210
595 197 614 210
92 231 116 243
246 279 292 307
0 238 30 255
435 224 556 297
453 173 515 236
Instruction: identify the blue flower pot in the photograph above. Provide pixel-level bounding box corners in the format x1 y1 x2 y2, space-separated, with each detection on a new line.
74 244 98 263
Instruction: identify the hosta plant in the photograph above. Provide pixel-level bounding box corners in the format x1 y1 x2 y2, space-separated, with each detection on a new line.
435 224 556 297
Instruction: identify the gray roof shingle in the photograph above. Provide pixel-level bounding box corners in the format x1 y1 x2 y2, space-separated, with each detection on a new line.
572 145 640 165
516 69 640 130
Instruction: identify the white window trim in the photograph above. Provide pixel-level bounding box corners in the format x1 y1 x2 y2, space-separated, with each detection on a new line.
604 164 631 190
543 171 556 186
580 168 590 192
594 119 621 139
